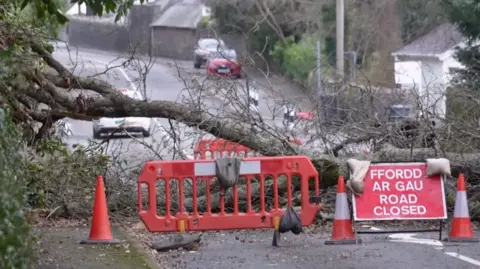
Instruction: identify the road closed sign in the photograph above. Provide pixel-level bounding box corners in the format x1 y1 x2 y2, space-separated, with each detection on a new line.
352 162 447 221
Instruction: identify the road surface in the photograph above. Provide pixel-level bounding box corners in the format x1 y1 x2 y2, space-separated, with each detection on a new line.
156 227 480 269
51 43 352 162
52 44 227 163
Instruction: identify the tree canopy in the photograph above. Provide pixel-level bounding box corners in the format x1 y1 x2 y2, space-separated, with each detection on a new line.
442 0 480 90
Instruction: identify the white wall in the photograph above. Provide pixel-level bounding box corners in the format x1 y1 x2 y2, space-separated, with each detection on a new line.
420 59 446 118
394 61 422 91
394 58 447 118
67 3 87 15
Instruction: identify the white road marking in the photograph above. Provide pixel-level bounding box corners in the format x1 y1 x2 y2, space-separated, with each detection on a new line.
387 233 444 247
153 118 194 160
368 226 480 266
383 231 480 266
116 67 136 92
445 252 480 267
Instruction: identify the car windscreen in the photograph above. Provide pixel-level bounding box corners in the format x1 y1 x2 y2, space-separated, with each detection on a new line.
199 39 224 49
209 50 237 59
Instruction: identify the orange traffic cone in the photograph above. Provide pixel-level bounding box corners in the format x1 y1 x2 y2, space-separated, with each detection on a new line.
445 173 478 243
325 176 361 245
80 176 121 244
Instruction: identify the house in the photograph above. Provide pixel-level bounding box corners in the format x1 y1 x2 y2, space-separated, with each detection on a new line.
149 1 205 60
391 23 465 118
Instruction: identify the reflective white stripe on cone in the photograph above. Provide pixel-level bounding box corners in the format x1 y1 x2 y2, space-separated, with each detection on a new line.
454 191 469 218
334 193 350 220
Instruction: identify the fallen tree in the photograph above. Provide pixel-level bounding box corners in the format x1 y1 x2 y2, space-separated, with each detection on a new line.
153 144 478 217
4 19 480 220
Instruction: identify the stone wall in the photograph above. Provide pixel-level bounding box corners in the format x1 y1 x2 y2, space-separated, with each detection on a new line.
66 4 161 55
149 26 246 61
150 27 198 60
67 16 130 52
65 4 248 61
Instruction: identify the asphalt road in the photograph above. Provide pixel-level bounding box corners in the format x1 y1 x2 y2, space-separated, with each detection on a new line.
157 227 480 269
50 45 480 268
51 43 352 162
52 44 217 162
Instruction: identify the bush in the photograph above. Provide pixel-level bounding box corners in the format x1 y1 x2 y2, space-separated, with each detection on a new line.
25 140 111 216
0 109 34 269
271 35 317 86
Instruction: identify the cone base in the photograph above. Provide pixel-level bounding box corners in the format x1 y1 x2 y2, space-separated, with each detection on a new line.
444 237 479 243
325 238 361 245
80 238 122 245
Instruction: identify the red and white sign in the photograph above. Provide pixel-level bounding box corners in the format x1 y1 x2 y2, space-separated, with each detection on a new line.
352 162 447 221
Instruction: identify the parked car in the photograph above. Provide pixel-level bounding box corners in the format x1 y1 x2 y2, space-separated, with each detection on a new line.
206 49 241 78
193 38 227 69
92 89 152 139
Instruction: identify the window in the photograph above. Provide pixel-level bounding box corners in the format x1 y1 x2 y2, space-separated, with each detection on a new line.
448 67 461 74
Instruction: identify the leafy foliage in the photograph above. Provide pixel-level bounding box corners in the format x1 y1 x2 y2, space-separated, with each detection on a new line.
396 0 446 44
18 0 149 24
0 109 33 269
26 140 110 212
442 0 480 89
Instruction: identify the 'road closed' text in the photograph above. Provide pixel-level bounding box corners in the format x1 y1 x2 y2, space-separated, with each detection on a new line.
373 205 427 216
353 164 447 220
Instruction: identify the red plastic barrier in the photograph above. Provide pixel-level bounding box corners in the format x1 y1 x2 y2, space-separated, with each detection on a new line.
137 156 321 233
194 138 261 159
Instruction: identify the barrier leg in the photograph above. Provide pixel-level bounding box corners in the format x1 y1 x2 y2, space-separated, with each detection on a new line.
272 215 281 247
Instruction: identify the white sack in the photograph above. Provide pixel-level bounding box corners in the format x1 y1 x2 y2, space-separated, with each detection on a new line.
346 159 371 196
426 158 451 177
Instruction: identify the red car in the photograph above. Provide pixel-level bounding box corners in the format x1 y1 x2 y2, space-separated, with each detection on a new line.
206 50 242 78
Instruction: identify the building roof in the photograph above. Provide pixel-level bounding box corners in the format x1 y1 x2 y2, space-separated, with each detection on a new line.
151 3 203 29
392 23 465 57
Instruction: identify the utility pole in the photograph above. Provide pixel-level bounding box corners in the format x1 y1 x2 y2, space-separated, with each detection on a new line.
336 0 345 79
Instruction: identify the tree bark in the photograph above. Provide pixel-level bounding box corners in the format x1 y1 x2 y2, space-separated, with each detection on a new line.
150 234 201 252
8 38 480 218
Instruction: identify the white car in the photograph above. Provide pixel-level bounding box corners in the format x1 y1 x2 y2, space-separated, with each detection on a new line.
193 38 227 69
92 89 153 139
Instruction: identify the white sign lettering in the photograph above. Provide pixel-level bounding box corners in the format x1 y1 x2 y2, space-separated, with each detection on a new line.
395 180 423 191
379 194 418 205
373 181 390 191
373 205 427 216
370 168 423 180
